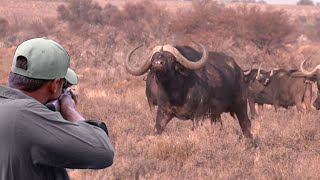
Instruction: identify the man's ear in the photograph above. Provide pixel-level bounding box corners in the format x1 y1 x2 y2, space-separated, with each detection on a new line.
48 79 60 95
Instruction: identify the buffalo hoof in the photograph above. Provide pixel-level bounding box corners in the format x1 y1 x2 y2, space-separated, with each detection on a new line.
153 127 163 135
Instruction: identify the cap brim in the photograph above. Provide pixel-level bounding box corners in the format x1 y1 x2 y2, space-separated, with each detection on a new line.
65 68 78 85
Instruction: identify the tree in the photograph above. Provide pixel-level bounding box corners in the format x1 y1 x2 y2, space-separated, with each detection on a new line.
297 0 314 6
0 18 9 37
234 6 296 55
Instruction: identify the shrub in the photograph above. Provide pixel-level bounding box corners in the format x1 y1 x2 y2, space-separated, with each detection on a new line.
101 4 122 27
57 0 103 30
57 0 172 45
235 6 296 55
0 17 9 37
170 1 237 50
297 0 314 6
119 0 172 45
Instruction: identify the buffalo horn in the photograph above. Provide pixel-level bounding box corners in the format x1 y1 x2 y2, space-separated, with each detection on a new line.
163 42 209 70
300 56 320 76
125 45 163 76
269 70 274 76
256 64 262 80
243 66 252 75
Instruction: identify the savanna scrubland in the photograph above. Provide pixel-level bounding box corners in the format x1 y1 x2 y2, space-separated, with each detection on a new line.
1 0 320 179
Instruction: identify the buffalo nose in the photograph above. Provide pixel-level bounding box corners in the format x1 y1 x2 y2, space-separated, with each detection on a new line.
153 59 165 67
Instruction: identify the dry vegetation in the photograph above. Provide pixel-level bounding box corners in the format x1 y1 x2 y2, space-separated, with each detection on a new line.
1 0 320 179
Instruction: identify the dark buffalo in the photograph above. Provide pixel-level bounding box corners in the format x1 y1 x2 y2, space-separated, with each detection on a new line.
243 65 273 118
145 70 158 113
146 70 223 126
125 43 252 138
255 67 312 112
294 57 320 109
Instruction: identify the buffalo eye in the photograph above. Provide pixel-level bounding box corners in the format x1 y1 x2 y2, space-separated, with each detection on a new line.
175 63 189 75
168 56 175 62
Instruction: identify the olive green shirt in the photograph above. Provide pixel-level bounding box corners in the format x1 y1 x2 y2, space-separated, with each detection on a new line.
0 85 114 180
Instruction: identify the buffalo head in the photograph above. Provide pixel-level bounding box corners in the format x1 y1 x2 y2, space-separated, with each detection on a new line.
125 42 209 134
299 57 320 109
125 42 208 77
243 64 272 86
243 64 274 118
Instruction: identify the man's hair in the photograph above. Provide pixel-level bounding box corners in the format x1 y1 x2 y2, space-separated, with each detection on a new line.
8 56 49 92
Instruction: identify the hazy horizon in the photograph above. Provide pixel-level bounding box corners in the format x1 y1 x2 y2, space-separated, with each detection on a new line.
265 0 320 4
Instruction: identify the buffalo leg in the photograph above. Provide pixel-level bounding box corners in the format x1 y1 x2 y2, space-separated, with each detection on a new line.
149 105 155 114
192 118 200 131
248 100 256 119
257 104 263 113
236 111 253 138
273 104 278 112
211 115 223 130
295 101 304 112
154 108 173 135
192 119 196 130
233 99 253 138
272 95 279 112
303 83 312 112
200 117 204 126
148 105 157 122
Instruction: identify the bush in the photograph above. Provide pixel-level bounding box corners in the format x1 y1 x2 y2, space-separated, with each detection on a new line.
297 0 314 6
57 0 172 45
170 1 237 49
235 6 296 55
54 0 299 70
0 17 9 37
57 0 103 30
119 0 172 45
101 4 122 27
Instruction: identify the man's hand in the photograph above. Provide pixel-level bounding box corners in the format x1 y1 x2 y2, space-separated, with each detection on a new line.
59 89 85 121
69 89 79 104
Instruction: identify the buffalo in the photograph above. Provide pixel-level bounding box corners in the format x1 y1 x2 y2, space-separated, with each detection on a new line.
243 65 273 118
294 57 320 110
125 42 252 138
145 70 158 113
254 67 312 112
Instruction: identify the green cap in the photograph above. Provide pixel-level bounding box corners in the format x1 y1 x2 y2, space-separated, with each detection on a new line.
11 37 78 85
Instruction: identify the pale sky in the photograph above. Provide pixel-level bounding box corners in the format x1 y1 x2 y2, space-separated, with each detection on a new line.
265 0 320 4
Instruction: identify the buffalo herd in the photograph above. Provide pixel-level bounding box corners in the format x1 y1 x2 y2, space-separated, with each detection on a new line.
125 43 320 138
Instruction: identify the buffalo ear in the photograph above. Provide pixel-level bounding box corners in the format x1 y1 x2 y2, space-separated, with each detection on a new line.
175 63 190 76
244 76 249 83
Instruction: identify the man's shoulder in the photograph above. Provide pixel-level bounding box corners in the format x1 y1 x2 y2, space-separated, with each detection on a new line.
3 96 42 110
0 85 31 100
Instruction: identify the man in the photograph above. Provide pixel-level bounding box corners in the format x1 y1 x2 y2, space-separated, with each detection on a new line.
0 37 114 180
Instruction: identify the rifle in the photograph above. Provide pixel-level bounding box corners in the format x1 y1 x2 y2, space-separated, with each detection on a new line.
45 88 69 112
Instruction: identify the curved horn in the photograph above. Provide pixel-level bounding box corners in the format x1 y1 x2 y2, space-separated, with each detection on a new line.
256 64 262 80
125 45 163 76
243 65 252 76
300 56 320 76
162 42 209 70
269 70 274 77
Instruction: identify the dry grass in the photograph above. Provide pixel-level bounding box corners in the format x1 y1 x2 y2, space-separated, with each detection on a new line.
0 47 15 85
69 78 320 179
1 0 320 179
